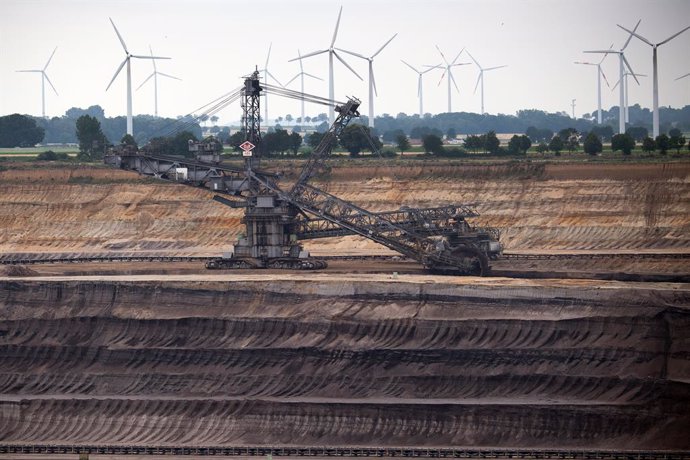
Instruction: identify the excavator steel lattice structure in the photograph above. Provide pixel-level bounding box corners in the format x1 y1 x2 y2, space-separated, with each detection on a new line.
105 70 501 275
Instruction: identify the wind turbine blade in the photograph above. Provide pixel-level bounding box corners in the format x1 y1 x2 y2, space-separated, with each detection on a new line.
335 47 367 60
484 65 507 71
401 59 419 73
16 70 41 73
157 72 181 81
43 47 57 71
598 43 614 64
574 61 596 65
371 33 397 58
622 55 639 84
450 62 472 67
131 54 170 60
149 45 157 71
611 79 620 91
422 65 442 74
109 17 129 53
330 6 343 48
303 72 323 81
437 70 446 86
473 72 481 94
136 72 155 91
266 70 283 87
435 45 449 65
43 72 58 95
106 57 128 91
621 19 642 50
333 51 363 80
584 50 619 54
676 72 690 81
465 49 480 68
618 22 650 47
450 48 465 65
289 49 327 61
265 42 272 68
285 74 300 86
371 66 378 97
659 25 690 45
600 67 611 88
449 70 460 93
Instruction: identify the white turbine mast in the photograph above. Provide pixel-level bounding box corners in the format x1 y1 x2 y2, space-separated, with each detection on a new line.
574 44 612 124
106 17 170 137
401 60 441 117
571 99 576 119
584 19 641 134
611 71 646 125
430 46 470 113
285 49 323 124
289 6 362 123
16 47 58 118
336 33 397 127
259 43 284 125
136 45 181 118
617 22 690 138
464 49 506 115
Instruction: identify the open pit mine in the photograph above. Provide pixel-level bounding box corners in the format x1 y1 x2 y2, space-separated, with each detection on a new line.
1 75 690 456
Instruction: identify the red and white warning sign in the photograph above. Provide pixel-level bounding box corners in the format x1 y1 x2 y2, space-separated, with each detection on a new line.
239 141 255 157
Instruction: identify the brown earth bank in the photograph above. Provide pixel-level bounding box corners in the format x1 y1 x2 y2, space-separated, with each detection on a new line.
0 276 689 449
0 161 689 255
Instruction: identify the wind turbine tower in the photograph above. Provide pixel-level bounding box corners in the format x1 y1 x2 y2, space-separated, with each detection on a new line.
337 33 397 127
612 71 646 125
16 47 58 118
574 45 611 124
464 49 506 115
136 45 181 117
571 99 576 119
259 43 283 124
432 46 470 113
401 60 440 117
290 7 362 123
617 23 690 138
106 18 170 136
285 50 323 124
584 20 640 134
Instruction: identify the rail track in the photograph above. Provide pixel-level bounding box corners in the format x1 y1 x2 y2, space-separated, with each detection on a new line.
0 252 688 266
1 445 688 459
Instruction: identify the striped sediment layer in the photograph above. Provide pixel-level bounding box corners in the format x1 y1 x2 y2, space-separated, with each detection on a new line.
0 276 688 448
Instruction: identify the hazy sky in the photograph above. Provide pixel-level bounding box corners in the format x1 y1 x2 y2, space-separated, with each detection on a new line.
1 0 689 124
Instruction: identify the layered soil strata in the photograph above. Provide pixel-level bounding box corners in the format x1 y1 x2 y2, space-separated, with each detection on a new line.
0 161 688 255
0 276 689 448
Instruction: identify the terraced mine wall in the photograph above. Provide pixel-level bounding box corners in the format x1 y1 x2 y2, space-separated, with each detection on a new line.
0 161 688 255
1 277 689 448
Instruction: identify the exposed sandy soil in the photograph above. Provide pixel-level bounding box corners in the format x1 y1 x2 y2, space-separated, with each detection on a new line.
1 161 689 255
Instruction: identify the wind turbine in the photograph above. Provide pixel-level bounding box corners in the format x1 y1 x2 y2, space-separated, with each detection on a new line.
574 45 612 124
136 45 181 117
289 6 362 123
431 46 470 113
16 47 58 118
464 50 506 115
285 49 323 124
617 23 690 138
106 17 170 136
336 33 397 127
584 20 641 134
612 71 646 125
401 60 441 117
677 72 690 82
571 99 576 119
259 43 283 124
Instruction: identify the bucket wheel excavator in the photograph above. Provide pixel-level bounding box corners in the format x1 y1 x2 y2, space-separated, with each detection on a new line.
105 70 501 275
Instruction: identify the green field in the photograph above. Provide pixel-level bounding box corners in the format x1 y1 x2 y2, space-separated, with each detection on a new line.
0 146 78 155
